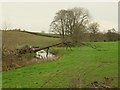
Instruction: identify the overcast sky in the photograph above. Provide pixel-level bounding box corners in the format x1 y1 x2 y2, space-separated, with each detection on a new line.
1 2 118 32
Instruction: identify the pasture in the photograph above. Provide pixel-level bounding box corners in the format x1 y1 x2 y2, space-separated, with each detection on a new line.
2 30 60 49
2 40 118 88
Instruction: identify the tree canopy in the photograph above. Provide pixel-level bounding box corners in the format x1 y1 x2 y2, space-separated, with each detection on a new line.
50 7 90 43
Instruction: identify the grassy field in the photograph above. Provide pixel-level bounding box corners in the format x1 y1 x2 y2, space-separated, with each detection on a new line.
2 42 118 88
0 31 2 88
2 30 60 49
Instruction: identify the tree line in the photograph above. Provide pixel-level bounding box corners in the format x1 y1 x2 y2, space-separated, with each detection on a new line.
50 7 119 44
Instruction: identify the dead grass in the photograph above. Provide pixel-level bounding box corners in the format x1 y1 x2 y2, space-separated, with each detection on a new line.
2 30 60 49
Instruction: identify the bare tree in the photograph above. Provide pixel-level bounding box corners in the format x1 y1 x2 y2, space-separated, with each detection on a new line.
88 22 100 42
106 28 117 41
3 20 11 30
3 21 8 30
50 7 90 44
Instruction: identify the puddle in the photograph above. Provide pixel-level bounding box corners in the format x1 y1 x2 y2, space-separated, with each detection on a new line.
35 50 55 60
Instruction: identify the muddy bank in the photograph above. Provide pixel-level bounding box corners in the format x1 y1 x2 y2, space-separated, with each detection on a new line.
2 47 60 71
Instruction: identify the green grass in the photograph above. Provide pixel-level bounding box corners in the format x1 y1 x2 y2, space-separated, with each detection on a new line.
0 31 2 88
2 30 60 49
2 42 118 88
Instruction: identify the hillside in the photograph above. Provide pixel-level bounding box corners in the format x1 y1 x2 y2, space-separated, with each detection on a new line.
1 30 118 88
2 30 60 49
2 42 118 88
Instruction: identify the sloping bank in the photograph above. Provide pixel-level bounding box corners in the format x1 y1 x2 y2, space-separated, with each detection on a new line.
2 42 118 88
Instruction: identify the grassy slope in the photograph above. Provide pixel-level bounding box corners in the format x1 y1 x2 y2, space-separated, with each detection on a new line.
2 42 118 88
0 31 1 88
2 30 60 49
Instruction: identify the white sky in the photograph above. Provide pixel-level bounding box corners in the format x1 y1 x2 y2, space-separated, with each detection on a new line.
1 2 118 32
